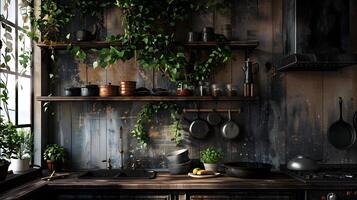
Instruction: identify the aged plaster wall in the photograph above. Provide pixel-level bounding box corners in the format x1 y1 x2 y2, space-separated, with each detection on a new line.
45 0 357 170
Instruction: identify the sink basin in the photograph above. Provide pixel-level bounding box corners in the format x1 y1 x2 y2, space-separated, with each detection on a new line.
78 169 156 179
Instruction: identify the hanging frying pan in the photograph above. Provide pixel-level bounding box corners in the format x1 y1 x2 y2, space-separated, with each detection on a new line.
221 110 240 139
206 109 221 126
189 111 209 139
328 97 356 150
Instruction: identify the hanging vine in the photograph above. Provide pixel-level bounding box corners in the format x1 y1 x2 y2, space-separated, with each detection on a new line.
131 102 182 147
30 0 233 84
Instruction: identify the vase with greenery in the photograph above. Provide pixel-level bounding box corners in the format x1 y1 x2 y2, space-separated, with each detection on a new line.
9 129 33 174
43 144 66 171
200 147 223 172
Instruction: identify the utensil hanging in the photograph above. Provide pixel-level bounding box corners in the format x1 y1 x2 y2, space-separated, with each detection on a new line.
206 103 221 126
328 97 356 150
221 110 240 139
189 109 209 139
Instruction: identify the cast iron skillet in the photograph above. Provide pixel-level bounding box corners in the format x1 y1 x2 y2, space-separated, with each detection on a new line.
189 112 209 139
224 162 272 178
182 111 209 139
328 97 356 150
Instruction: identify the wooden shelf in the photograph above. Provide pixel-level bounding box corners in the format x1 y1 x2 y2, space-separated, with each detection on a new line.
36 41 122 50
36 96 259 102
183 40 259 49
36 40 259 50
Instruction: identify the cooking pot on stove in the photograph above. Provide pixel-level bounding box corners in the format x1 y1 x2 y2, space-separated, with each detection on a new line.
287 155 319 171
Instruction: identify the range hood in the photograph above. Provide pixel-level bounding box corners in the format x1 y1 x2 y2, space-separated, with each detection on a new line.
278 0 357 71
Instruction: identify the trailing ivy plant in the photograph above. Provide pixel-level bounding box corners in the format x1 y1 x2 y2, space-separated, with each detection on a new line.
29 0 115 42
188 46 232 82
87 0 233 83
29 0 232 84
30 0 74 42
131 102 182 147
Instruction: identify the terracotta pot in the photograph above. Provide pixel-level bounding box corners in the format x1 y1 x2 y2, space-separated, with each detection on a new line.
0 162 10 181
99 83 119 97
47 160 61 172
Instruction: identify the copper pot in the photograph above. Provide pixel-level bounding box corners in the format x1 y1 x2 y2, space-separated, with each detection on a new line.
99 83 119 97
120 81 136 96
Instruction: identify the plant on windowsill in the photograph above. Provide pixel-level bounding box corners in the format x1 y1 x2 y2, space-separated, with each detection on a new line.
0 118 18 180
9 129 33 174
43 144 66 172
200 147 223 172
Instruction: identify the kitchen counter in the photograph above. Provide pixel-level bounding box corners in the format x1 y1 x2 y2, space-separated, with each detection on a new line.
46 172 304 190
1 172 357 199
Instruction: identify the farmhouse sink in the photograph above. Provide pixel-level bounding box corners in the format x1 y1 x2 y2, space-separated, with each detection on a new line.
78 169 157 179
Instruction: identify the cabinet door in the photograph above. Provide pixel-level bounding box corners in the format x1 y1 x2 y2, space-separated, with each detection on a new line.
190 195 292 200
189 191 297 200
119 194 172 200
190 195 231 200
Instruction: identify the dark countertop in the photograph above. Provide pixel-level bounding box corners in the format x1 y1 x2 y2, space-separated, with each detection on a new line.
46 172 304 190
1 172 357 199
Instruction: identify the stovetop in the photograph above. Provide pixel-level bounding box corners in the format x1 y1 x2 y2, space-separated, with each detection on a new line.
283 164 357 183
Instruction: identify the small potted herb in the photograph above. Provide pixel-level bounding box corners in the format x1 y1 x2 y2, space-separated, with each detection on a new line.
9 129 33 174
43 144 66 171
200 147 223 172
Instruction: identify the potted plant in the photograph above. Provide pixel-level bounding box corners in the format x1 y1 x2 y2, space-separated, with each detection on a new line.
43 144 66 171
0 119 17 180
9 129 33 174
200 147 223 172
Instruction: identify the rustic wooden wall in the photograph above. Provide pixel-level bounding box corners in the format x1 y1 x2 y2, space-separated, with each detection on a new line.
45 0 357 170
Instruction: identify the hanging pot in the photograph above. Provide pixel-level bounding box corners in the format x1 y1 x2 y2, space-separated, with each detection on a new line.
189 112 209 139
328 97 356 150
206 110 221 126
221 110 240 139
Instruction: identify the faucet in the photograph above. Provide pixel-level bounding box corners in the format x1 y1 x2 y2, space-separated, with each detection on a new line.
102 158 112 170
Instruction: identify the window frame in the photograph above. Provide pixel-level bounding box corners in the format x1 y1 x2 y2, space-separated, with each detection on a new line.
0 0 33 130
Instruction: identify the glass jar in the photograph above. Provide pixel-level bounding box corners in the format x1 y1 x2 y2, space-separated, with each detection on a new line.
198 81 210 96
225 84 238 96
176 82 193 96
211 84 222 97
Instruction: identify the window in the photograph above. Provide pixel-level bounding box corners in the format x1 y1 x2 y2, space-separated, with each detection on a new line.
0 0 32 128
